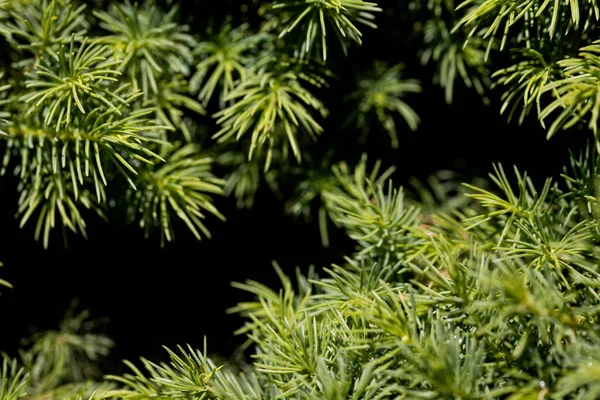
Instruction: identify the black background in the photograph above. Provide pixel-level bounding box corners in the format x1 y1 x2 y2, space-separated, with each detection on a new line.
0 0 586 374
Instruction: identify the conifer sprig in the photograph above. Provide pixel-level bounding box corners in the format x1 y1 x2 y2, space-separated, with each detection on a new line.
415 0 490 104
3 105 166 194
0 0 88 63
21 38 123 130
105 340 219 399
213 67 327 168
19 306 114 396
0 357 28 400
540 41 600 144
453 0 594 49
216 148 281 209
16 167 105 249
349 62 421 149
191 23 269 108
272 0 382 60
129 144 226 245
492 48 560 124
93 1 196 96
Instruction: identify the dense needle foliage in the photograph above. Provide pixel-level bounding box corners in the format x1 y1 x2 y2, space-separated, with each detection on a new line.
1 0 600 399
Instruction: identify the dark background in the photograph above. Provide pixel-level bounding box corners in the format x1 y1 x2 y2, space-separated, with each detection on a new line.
0 0 586 374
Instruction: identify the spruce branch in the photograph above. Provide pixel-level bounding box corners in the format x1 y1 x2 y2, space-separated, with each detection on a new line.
15 166 105 249
20 306 114 395
462 163 552 245
493 48 561 124
469 257 592 354
92 2 202 143
106 340 221 399
283 348 388 400
93 1 196 97
560 145 600 218
299 155 405 250
540 41 600 145
286 153 396 249
216 148 281 209
0 0 87 64
415 0 491 104
20 37 123 131
213 66 327 168
324 177 421 264
311 257 404 317
190 22 270 108
204 366 273 400
5 56 160 247
3 36 167 200
383 321 487 398
0 1 229 246
320 154 421 263
0 356 28 400
128 143 225 245
348 62 421 149
272 0 382 61
452 0 595 51
144 75 206 143
3 105 167 196
151 344 221 398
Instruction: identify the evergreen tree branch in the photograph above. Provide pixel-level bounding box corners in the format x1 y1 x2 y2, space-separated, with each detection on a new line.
213 64 328 168
348 62 421 149
0 356 28 400
271 0 382 61
128 143 226 245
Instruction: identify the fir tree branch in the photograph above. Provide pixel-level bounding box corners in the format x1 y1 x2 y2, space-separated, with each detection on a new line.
128 143 225 245
0 0 88 65
272 0 382 61
20 305 114 396
348 62 421 149
540 41 600 145
15 166 106 249
213 65 327 168
0 356 28 400
20 37 123 131
190 22 270 108
93 1 196 97
493 48 561 124
415 0 491 104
